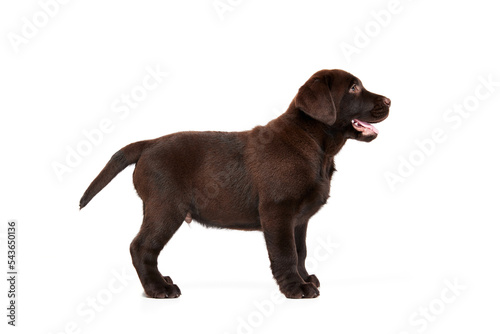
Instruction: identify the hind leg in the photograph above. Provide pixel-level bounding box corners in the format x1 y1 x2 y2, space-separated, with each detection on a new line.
130 201 184 298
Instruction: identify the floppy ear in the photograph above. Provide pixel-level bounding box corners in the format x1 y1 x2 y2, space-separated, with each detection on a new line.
294 75 337 125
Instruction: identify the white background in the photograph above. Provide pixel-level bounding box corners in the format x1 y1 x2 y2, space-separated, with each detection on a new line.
1 0 499 333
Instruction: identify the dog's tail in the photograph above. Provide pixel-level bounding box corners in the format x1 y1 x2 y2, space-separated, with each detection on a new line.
79 140 150 210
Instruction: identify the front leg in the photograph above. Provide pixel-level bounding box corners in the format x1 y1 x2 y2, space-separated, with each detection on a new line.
295 222 320 288
260 204 319 299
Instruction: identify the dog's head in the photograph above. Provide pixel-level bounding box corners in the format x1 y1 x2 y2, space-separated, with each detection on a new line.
294 69 390 142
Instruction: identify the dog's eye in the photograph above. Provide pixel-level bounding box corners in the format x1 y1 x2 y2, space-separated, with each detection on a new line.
350 84 358 93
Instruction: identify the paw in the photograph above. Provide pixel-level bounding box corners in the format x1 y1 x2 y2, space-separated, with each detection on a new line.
280 281 320 299
304 274 320 288
144 278 181 298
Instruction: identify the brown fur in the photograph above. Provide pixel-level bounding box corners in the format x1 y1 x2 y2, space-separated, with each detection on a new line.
80 69 390 299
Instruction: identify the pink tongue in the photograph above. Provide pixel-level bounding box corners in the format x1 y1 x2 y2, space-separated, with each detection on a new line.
354 119 379 134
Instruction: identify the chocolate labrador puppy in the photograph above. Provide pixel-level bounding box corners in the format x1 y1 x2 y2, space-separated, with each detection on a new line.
80 69 390 299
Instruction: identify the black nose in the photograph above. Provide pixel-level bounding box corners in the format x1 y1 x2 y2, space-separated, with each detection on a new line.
383 97 391 106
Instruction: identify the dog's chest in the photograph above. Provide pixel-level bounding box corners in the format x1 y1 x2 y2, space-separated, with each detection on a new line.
317 169 333 203
318 156 335 198
302 157 335 213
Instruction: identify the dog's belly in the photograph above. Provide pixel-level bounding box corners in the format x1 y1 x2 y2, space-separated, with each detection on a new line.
188 170 261 230
189 190 261 230
190 206 261 231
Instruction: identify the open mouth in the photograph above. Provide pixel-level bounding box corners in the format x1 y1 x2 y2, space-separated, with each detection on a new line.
352 119 379 136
